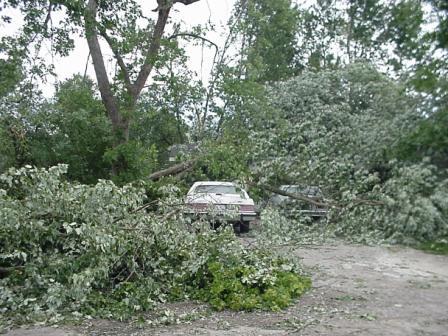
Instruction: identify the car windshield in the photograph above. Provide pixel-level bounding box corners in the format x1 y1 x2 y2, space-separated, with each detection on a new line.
194 185 240 195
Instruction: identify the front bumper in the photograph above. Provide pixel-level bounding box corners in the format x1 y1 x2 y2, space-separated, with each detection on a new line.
239 213 257 222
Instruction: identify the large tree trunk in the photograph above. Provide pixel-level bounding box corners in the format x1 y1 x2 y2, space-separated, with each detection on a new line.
85 0 128 145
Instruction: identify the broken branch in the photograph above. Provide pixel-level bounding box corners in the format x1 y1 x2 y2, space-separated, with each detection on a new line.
149 159 197 181
250 182 334 208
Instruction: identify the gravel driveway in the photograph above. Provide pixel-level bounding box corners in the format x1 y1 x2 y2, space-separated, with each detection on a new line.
6 242 448 336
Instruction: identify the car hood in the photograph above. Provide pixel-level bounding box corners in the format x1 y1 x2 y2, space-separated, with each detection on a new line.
186 193 254 205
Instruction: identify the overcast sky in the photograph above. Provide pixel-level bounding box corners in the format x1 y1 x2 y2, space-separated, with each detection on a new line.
58 0 236 95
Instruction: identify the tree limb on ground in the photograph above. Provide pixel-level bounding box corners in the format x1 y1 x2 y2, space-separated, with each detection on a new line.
250 182 335 208
250 182 385 209
0 266 24 278
148 159 197 181
146 161 384 208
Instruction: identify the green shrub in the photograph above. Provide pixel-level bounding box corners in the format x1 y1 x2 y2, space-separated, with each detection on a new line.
191 249 311 312
418 240 448 255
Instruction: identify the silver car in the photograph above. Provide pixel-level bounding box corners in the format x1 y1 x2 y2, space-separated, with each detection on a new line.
269 185 328 218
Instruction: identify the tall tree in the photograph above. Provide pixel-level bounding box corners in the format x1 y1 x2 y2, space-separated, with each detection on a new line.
232 0 300 83
205 0 300 140
84 0 200 174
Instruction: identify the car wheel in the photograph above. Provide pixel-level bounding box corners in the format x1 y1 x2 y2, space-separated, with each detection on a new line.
210 219 221 230
240 221 250 233
232 222 241 234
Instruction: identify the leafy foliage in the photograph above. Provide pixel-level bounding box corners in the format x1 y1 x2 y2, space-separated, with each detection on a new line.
393 107 448 169
240 0 300 82
103 141 158 185
0 76 113 183
193 258 310 311
0 165 309 327
245 63 447 244
0 58 22 98
335 162 448 244
256 209 330 246
187 141 250 183
250 63 418 186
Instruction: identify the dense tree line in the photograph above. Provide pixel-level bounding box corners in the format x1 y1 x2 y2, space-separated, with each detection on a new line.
1 0 446 178
0 1 446 237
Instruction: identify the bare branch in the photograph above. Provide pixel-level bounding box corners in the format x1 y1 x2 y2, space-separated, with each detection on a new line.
83 51 90 80
112 200 160 224
28 2 54 45
132 6 171 99
98 28 133 93
250 182 385 210
174 0 201 5
168 32 218 133
206 5 247 138
43 2 53 33
168 32 218 51
135 0 203 97
153 0 201 11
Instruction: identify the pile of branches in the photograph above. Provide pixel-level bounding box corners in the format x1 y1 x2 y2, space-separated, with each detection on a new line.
0 165 309 327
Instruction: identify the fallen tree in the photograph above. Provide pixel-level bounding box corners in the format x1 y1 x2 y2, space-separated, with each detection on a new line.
147 157 386 211
249 182 334 208
249 182 385 210
0 165 311 325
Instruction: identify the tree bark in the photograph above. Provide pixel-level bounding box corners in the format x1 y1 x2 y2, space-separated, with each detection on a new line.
85 0 202 123
132 1 172 100
250 182 384 209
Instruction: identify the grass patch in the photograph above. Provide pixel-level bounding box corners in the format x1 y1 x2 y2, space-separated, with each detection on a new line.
418 241 448 255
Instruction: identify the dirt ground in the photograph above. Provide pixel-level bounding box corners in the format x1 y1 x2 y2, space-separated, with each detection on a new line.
6 242 448 336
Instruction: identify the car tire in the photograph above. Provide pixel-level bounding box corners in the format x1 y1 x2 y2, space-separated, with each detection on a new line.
240 221 250 233
232 222 241 234
211 219 221 230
